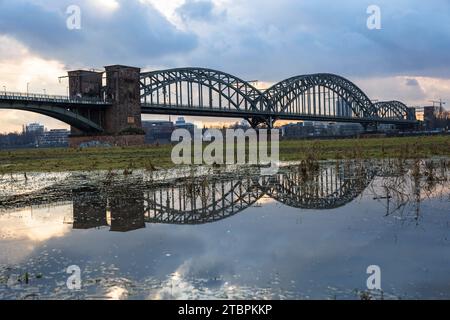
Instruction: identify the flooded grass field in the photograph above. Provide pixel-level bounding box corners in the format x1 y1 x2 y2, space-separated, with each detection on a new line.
0 158 449 300
1 135 449 173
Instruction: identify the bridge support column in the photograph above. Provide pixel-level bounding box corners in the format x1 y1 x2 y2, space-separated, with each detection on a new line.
104 65 143 135
361 123 367 132
68 65 145 147
247 116 275 129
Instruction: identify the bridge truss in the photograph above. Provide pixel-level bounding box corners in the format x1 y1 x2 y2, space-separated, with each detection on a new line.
141 68 417 127
0 67 418 133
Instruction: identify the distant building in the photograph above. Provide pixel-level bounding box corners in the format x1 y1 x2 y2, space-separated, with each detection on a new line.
282 122 315 138
25 122 45 134
335 123 364 136
174 117 196 134
377 124 397 133
424 106 450 131
230 120 251 130
24 122 45 146
39 129 69 147
313 122 330 136
142 118 198 145
407 107 417 121
282 121 363 139
175 117 186 126
142 120 175 144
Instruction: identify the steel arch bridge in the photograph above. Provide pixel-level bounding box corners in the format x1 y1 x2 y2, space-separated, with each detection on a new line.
0 67 417 133
140 67 417 127
374 100 416 121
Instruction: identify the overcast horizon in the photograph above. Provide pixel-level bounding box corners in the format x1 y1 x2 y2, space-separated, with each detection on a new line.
1 0 450 133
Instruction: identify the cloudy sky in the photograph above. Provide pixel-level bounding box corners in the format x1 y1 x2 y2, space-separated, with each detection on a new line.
0 0 449 132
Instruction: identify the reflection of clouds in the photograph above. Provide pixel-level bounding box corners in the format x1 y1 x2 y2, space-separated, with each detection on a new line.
371 173 450 203
148 263 284 300
0 161 449 299
105 286 128 300
146 257 296 300
255 195 276 205
181 254 235 281
0 205 72 264
421 183 450 200
0 205 72 241
150 269 196 300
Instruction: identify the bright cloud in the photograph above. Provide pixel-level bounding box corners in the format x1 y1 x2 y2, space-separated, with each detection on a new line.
0 36 70 132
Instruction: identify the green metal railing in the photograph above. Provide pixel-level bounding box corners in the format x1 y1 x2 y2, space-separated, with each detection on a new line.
0 91 109 105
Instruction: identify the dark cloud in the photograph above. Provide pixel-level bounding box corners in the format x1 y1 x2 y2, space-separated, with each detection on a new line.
176 0 216 22
0 0 449 80
405 78 420 87
173 0 450 80
0 0 198 68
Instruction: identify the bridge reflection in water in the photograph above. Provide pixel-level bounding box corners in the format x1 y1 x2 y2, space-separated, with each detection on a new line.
70 162 375 231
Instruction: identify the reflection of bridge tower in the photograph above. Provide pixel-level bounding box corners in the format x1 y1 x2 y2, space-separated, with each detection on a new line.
109 184 145 232
72 187 108 229
72 182 145 232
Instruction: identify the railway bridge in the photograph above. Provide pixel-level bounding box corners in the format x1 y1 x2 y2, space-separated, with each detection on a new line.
0 65 418 142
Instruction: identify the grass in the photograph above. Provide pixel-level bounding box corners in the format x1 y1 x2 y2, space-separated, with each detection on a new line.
279 135 450 161
0 135 449 173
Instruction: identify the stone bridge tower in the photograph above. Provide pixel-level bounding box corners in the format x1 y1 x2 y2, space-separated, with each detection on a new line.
67 65 145 146
104 65 142 134
68 70 104 136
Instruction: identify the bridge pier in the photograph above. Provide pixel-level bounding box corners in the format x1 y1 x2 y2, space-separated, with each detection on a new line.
246 116 275 129
104 65 143 134
68 65 145 147
361 122 379 133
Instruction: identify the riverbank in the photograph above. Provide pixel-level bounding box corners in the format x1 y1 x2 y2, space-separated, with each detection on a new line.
0 135 449 173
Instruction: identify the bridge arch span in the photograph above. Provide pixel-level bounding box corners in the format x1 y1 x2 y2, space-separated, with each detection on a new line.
140 67 264 113
0 104 104 133
374 100 416 121
262 73 377 120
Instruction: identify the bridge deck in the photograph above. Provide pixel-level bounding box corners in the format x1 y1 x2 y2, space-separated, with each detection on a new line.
0 91 110 106
141 103 418 125
0 91 418 129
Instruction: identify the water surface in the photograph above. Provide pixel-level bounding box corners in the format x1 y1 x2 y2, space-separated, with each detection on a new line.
0 159 449 300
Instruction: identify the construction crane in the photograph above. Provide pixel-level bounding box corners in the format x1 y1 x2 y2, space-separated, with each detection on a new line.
429 99 447 112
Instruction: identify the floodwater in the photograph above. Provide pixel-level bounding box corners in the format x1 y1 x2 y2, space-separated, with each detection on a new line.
0 159 449 300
